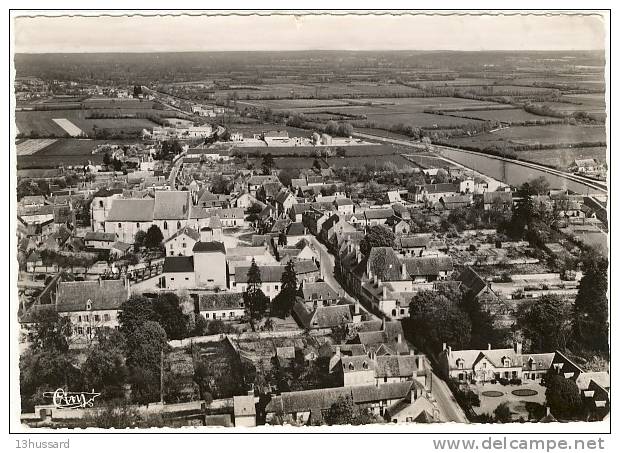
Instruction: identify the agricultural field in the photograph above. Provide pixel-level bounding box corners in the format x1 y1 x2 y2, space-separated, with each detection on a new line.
326 154 414 169
404 153 459 169
16 109 161 137
16 138 140 168
216 81 423 101
516 147 607 171
443 108 559 123
445 124 606 150
362 111 485 129
16 138 58 156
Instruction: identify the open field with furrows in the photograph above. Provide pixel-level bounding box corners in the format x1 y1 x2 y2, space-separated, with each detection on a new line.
404 154 459 169
219 82 424 101
16 138 140 168
515 147 607 170
361 111 486 129
326 154 414 169
445 124 606 150
443 108 560 123
16 109 162 137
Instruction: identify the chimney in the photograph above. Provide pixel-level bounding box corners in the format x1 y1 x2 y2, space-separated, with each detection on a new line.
401 262 407 279
354 303 360 315
417 354 425 371
377 277 382 287
515 342 523 355
447 346 452 357
335 346 341 356
397 333 402 344
488 343 492 350
442 342 446 352
382 286 387 300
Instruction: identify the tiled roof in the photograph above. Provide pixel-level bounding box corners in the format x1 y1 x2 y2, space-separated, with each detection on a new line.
457 266 488 297
163 256 194 273
84 231 116 242
302 282 339 301
165 226 200 243
367 247 402 281
403 256 453 277
154 191 190 220
107 198 155 222
235 260 318 284
375 355 418 378
364 208 394 220
218 208 245 219
192 241 226 254
55 279 128 312
341 355 376 373
483 191 513 204
286 222 306 236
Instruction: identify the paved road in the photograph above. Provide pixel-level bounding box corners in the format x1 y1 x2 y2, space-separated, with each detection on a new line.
306 235 355 303
428 369 470 423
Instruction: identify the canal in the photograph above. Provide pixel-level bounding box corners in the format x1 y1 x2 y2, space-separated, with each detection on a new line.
436 148 604 195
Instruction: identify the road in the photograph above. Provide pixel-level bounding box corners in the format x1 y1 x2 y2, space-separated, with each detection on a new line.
427 367 469 423
306 235 355 303
354 131 607 194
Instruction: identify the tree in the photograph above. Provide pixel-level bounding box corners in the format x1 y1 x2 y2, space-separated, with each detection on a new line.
123 321 168 404
153 293 189 340
336 147 346 158
26 310 73 353
261 153 275 175
324 395 379 426
271 260 298 318
516 295 571 352
133 230 146 250
278 231 287 247
494 402 512 423
82 330 128 400
573 256 608 353
118 296 157 336
336 122 354 137
244 259 268 321
359 225 396 257
103 152 112 166
144 224 164 249
408 289 472 353
545 369 582 420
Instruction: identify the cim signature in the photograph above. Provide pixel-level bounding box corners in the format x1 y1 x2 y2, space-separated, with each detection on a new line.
43 388 101 409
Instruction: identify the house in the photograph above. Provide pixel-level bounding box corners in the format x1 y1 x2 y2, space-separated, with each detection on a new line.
569 158 601 174
21 279 131 341
289 203 311 222
84 231 117 249
363 208 395 226
334 198 355 215
385 216 410 235
320 214 356 245
439 343 526 383
275 189 298 216
234 192 262 210
483 191 513 211
265 380 420 425
164 226 200 257
292 302 354 330
218 208 246 227
160 228 227 290
440 194 473 210
234 260 319 299
153 191 190 240
193 189 222 209
233 395 256 428
397 235 433 257
104 198 155 243
110 241 132 258
161 256 196 290
301 281 340 308
457 266 500 313
384 390 440 423
412 183 460 204
199 293 245 321
247 175 281 196
302 208 329 236
384 191 403 204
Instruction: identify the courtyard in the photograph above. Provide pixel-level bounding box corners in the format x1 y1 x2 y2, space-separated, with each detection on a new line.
471 381 547 421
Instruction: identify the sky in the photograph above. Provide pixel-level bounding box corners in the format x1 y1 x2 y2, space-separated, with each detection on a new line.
13 12 607 53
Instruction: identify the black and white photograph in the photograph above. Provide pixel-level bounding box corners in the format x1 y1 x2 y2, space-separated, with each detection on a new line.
8 7 612 440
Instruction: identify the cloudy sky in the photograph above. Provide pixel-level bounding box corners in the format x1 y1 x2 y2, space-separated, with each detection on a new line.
14 12 606 53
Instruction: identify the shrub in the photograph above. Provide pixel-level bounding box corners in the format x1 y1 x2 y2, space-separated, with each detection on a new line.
498 378 510 386
509 378 523 385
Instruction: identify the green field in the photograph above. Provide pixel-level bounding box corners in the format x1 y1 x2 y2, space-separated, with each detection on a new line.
16 109 162 137
16 138 141 168
445 108 559 123
326 154 413 169
516 147 607 170
446 124 606 150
